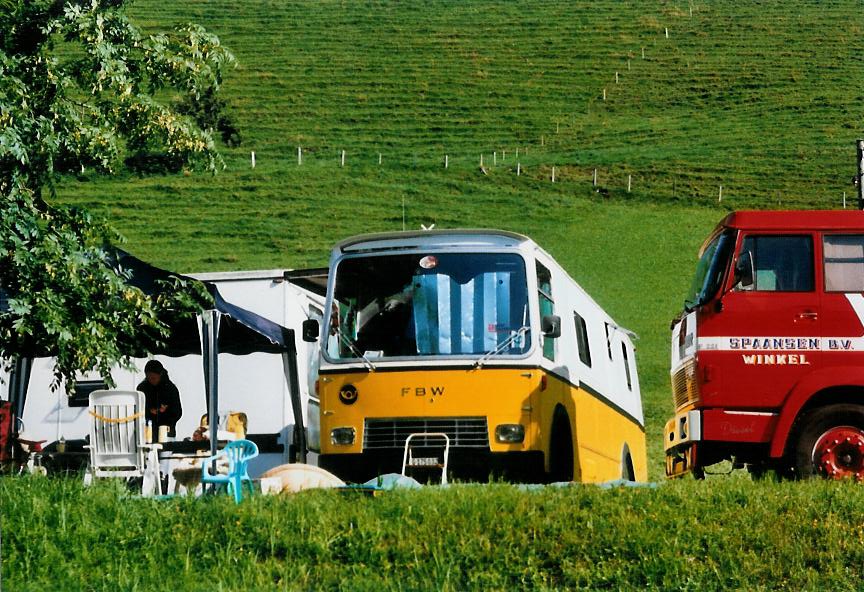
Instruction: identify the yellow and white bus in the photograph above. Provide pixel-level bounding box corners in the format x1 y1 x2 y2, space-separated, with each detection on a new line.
305 230 647 483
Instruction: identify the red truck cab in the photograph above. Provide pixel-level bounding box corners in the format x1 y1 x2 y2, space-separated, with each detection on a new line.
666 210 864 479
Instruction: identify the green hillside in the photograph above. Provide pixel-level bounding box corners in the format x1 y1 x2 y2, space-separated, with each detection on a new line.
59 0 864 271
51 0 864 478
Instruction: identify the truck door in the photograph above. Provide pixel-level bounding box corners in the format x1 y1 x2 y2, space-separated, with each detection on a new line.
714 233 820 409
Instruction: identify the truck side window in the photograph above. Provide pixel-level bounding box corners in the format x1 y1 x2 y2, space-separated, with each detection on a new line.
735 235 813 292
536 262 554 361
574 312 591 367
824 234 864 292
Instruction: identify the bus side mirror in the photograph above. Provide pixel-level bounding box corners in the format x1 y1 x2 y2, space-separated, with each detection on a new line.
734 251 754 289
541 315 561 338
302 319 320 342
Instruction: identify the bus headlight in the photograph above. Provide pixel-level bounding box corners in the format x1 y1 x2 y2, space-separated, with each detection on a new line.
330 427 356 446
495 424 525 443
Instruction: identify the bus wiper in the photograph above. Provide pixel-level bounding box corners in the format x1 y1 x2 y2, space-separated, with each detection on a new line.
474 326 530 368
334 327 377 372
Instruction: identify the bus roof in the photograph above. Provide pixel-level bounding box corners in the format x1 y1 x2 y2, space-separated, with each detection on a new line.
336 229 531 253
721 210 864 231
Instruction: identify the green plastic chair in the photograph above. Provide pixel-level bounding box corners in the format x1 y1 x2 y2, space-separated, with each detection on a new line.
200 439 259 503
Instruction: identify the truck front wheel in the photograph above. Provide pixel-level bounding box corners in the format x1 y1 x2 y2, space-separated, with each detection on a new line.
790 404 864 480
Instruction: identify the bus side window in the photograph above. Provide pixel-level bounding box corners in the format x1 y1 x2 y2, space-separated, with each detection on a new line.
621 342 632 391
574 312 591 367
824 234 864 292
536 262 554 361
604 323 613 359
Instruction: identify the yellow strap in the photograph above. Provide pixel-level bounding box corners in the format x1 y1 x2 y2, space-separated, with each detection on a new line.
88 410 143 424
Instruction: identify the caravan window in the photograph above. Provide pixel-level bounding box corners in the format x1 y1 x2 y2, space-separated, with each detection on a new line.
327 253 530 360
68 380 108 408
536 262 555 361
574 312 591 368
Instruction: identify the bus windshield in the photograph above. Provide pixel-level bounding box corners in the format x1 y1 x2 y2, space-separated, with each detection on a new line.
685 229 735 310
327 252 531 361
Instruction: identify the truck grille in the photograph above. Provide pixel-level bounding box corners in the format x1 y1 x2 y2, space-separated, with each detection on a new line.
672 359 699 410
363 417 489 450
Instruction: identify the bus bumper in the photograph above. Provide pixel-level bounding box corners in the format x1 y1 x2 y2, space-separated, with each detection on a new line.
664 410 702 478
320 450 546 483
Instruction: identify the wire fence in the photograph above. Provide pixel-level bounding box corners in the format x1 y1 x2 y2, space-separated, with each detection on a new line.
237 8 854 210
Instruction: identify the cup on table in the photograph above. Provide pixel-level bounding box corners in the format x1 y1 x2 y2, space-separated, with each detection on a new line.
158 425 170 443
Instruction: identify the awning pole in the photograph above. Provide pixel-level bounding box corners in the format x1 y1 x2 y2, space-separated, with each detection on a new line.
7 357 18 415
202 311 220 488
281 329 306 464
7 358 19 454
8 357 31 438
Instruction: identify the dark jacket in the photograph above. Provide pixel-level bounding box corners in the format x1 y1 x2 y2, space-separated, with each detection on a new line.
136 374 182 437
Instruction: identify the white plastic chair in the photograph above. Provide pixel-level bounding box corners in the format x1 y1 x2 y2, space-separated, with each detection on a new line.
85 390 161 495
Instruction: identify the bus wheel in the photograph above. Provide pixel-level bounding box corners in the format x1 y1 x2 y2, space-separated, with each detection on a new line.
548 409 574 483
791 404 864 480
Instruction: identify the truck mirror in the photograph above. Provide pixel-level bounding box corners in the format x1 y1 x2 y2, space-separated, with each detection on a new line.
734 251 754 289
541 315 561 338
301 319 320 342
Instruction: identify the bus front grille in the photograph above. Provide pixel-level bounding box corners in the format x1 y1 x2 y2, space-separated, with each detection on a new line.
363 417 489 450
672 359 700 410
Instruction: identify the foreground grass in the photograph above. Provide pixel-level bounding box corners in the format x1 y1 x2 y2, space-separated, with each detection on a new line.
2 475 863 591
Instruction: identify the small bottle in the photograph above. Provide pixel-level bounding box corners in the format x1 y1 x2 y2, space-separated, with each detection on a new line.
57 436 66 454
145 420 152 444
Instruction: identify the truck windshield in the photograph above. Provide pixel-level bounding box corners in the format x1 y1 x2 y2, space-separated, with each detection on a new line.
327 252 531 361
685 229 735 310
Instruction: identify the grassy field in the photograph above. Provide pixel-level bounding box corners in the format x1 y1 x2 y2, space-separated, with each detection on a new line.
4 476 864 591
9 0 864 588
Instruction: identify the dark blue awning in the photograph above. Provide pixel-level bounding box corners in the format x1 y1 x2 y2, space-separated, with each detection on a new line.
210 287 295 355
108 248 295 356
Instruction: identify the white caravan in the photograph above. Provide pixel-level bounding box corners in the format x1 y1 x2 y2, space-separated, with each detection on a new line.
1 269 326 477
